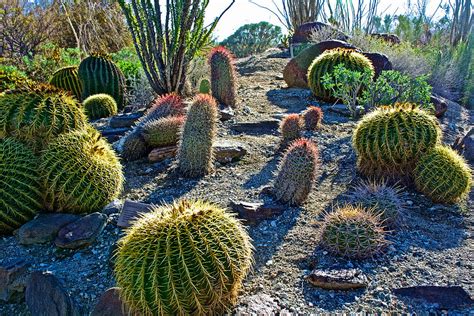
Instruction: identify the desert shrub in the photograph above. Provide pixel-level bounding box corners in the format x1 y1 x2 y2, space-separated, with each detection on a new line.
220 21 283 58
0 64 30 92
125 70 155 110
111 47 142 82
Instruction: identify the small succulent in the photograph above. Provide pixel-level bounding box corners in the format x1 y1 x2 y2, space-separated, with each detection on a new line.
281 114 303 146
83 93 118 120
302 106 323 130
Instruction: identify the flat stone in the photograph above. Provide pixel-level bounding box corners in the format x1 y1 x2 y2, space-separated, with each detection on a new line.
214 140 247 164
148 145 178 163
91 287 133 316
306 269 368 290
25 271 79 316
219 105 235 121
109 112 142 128
229 200 286 225
0 258 31 303
102 200 123 216
17 213 80 245
231 119 280 135
117 200 154 228
100 127 130 143
54 213 107 249
393 286 474 309
328 104 352 117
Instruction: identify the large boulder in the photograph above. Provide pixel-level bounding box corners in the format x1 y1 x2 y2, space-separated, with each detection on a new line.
292 22 348 44
283 40 356 88
17 213 80 245
361 52 393 78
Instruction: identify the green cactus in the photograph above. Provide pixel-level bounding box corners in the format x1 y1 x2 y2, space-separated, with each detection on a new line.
274 138 319 205
78 53 126 111
114 199 253 316
0 83 88 152
0 138 43 234
307 48 374 102
209 46 236 107
143 115 184 148
83 94 118 120
140 93 185 125
280 114 303 146
319 205 387 259
302 106 323 130
199 78 211 94
41 128 123 214
414 145 472 204
117 128 149 162
49 66 83 100
353 103 441 178
177 94 218 177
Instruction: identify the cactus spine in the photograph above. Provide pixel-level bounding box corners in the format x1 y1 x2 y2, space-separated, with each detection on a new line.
209 46 237 107
83 94 118 120
302 106 323 130
49 66 83 100
143 115 184 148
114 199 253 315
281 114 303 146
0 138 43 234
273 138 319 205
78 53 126 111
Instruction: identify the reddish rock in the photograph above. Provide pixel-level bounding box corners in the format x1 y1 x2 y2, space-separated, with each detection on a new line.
148 145 178 162
54 213 107 249
370 33 401 45
292 22 348 44
229 200 286 225
91 287 134 316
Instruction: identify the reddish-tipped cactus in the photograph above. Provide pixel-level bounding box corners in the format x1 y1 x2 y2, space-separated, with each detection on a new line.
281 114 303 146
209 46 237 108
302 106 323 130
143 115 185 148
177 94 218 177
273 138 319 205
142 93 185 124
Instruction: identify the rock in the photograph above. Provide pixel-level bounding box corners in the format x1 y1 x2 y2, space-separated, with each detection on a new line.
292 22 348 44
17 213 80 245
306 269 368 290
229 200 286 225
219 105 235 121
370 33 401 44
148 145 178 163
283 40 356 88
328 104 352 117
214 140 247 164
100 127 130 143
25 271 79 316
231 119 280 135
431 94 448 118
54 213 108 249
0 258 31 303
452 128 474 162
102 200 123 216
393 286 474 309
109 112 142 128
91 287 133 316
234 293 281 314
117 200 154 228
362 52 393 78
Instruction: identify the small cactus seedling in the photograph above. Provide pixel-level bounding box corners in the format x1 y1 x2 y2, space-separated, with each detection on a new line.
273 138 319 205
209 46 237 107
114 199 253 315
142 115 184 148
319 205 388 259
83 93 118 120
302 106 323 130
414 145 472 204
177 94 218 177
199 78 211 94
281 114 303 146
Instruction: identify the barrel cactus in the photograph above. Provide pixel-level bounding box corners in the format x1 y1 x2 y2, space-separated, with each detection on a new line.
0 83 88 151
302 106 323 130
114 199 253 315
319 205 387 259
78 53 126 111
177 94 218 177
281 114 303 146
141 93 185 125
274 138 319 205
414 145 472 204
41 128 123 214
307 48 374 101
209 46 236 107
353 103 441 178
199 78 211 94
143 116 184 148
0 138 43 234
49 66 83 100
83 94 118 120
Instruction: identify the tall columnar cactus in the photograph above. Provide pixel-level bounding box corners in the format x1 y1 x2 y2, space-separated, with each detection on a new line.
353 103 441 178
78 53 126 111
143 115 184 148
0 84 88 151
319 205 387 259
273 138 319 205
177 94 218 177
41 128 123 214
302 106 323 130
115 199 253 315
307 48 374 101
83 94 118 120
49 66 83 100
281 114 303 146
414 145 472 204
0 138 43 234
209 46 237 107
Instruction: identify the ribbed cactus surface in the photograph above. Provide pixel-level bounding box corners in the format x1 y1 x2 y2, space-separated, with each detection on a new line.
115 199 253 315
49 66 83 100
83 93 118 120
209 46 236 107
280 114 303 146
0 138 43 234
143 115 184 148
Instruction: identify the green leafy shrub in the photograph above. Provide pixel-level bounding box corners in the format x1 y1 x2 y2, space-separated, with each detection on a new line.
114 199 253 315
111 47 142 82
83 94 118 120
49 66 83 100
0 65 30 92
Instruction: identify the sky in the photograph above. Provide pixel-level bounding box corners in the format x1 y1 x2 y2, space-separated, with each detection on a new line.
205 0 444 40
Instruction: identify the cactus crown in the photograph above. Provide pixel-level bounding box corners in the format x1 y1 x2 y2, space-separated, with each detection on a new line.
115 199 253 315
281 114 303 146
83 93 118 120
141 93 185 125
209 46 237 108
302 106 323 130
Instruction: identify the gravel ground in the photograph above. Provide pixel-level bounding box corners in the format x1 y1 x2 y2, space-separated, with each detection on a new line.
1 49 473 315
